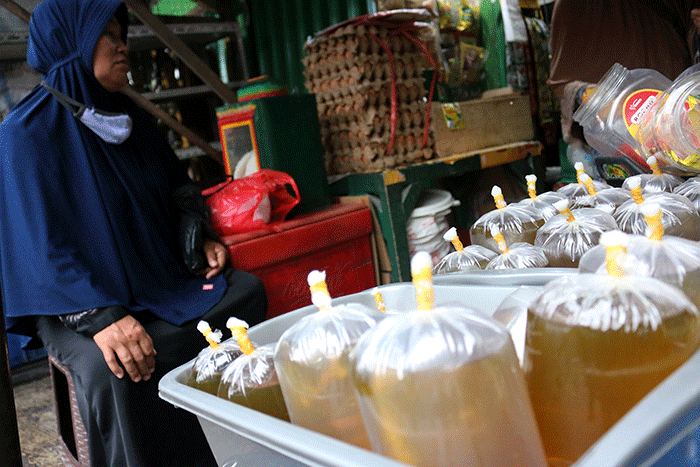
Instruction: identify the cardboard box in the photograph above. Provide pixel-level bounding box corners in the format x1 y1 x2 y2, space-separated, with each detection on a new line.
432 90 534 158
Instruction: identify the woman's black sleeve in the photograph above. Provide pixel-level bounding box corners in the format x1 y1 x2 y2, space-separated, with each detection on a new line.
59 305 129 338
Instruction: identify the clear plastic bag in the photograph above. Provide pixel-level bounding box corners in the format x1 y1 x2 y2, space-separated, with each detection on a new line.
350 252 547 467
614 177 700 240
570 173 632 214
579 203 700 310
525 232 700 466
218 343 289 421
432 227 496 274
186 321 243 395
515 174 567 222
485 225 548 269
556 162 612 202
273 271 378 449
621 156 684 193
672 176 700 212
469 185 544 253
535 199 618 267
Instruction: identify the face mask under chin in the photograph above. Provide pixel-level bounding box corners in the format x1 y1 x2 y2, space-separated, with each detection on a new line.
41 81 133 145
78 107 133 144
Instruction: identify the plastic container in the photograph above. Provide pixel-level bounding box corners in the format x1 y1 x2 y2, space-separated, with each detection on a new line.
573 63 672 170
406 189 460 265
636 70 700 174
159 276 700 467
160 282 529 467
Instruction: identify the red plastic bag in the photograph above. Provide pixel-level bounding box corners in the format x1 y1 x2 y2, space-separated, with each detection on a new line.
202 169 300 236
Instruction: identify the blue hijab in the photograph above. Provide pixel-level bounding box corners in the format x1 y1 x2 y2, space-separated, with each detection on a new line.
0 0 226 337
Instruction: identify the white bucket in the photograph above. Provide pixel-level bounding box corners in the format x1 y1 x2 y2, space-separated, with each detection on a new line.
406 189 460 266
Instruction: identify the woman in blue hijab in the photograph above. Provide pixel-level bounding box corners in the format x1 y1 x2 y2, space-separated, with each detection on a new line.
0 0 267 464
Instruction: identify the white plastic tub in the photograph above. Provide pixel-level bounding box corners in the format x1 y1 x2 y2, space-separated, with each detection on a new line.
159 283 523 467
159 278 700 467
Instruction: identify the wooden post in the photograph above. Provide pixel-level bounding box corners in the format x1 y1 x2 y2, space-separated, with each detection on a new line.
0 304 22 467
123 0 238 104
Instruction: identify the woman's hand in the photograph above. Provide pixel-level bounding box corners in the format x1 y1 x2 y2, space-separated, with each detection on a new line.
93 315 157 382
198 239 229 279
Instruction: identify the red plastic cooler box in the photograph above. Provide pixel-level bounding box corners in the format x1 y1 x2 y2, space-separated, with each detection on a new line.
221 202 377 320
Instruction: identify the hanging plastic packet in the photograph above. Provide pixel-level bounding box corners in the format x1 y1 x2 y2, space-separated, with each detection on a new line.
613 176 700 240
579 202 700 310
621 156 684 193
217 318 289 421
571 173 632 214
486 225 549 270
186 320 243 395
515 174 567 222
469 185 544 253
432 227 497 274
534 198 618 268
273 270 378 449
525 230 700 467
350 251 547 467
557 162 612 201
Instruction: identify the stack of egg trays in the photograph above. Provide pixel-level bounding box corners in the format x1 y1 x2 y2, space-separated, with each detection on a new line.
303 22 435 175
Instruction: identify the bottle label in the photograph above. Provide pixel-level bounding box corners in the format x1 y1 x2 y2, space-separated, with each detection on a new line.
623 89 663 138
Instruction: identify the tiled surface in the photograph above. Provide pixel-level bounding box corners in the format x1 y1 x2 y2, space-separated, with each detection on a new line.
13 373 62 467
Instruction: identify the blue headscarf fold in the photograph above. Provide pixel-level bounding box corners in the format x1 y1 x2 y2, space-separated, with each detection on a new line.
0 0 226 338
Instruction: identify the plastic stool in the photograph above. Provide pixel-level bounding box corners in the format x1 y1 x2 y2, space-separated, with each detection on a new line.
47 354 90 467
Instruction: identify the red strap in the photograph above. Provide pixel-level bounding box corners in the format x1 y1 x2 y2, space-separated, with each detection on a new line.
361 19 438 156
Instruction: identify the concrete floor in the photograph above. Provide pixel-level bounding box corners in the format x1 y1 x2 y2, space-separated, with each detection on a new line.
11 361 62 467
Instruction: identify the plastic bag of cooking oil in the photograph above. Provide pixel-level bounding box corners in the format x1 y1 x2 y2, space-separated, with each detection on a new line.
217 319 289 421
672 176 700 211
525 230 700 467
535 198 618 268
469 185 544 253
621 156 684 193
186 320 244 396
273 270 379 449
432 227 497 274
571 174 632 214
350 252 547 467
516 175 567 222
579 202 700 310
614 176 700 240
557 162 612 202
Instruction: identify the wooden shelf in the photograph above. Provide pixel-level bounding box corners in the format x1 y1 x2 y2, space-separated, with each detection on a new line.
329 140 544 282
